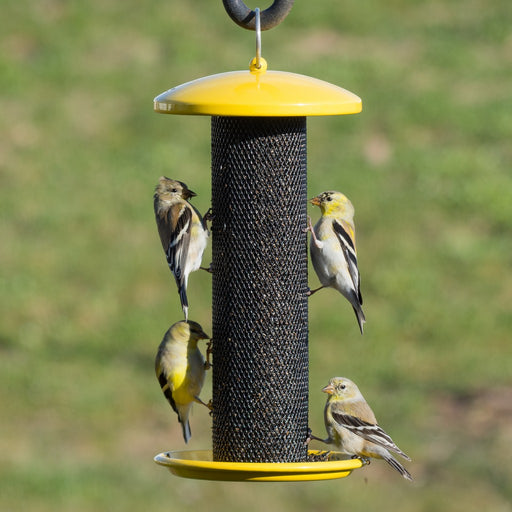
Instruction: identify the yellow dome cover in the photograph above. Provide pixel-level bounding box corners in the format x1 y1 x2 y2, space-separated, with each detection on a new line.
154 58 362 117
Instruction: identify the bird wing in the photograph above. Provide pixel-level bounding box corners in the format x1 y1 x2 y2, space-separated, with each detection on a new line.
156 368 179 415
331 409 411 460
164 203 192 284
156 365 192 443
332 219 362 304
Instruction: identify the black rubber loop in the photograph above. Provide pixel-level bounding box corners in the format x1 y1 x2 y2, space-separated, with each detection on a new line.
222 0 294 31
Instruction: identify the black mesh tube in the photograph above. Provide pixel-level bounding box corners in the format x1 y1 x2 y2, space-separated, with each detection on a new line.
211 116 308 462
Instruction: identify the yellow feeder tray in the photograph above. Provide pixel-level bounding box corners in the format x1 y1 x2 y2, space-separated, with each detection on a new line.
154 58 362 117
154 450 365 482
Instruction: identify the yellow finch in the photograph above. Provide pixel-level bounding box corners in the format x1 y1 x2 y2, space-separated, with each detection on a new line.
155 320 211 443
308 191 365 334
154 177 209 321
317 377 412 481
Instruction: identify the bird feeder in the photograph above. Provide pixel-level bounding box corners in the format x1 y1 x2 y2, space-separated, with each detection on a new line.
153 0 364 482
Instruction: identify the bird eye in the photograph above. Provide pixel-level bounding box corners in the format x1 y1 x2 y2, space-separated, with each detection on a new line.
171 188 178 193
340 384 346 389
326 196 332 201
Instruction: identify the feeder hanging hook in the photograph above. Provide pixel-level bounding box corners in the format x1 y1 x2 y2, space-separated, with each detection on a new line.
222 0 294 31
255 8 262 68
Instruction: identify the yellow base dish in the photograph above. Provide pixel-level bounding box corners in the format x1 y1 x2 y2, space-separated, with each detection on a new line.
154 449 365 482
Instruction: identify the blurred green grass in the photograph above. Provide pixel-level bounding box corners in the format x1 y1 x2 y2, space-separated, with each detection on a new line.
1 0 512 510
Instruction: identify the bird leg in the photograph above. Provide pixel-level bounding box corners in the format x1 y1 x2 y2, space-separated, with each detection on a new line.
304 216 326 297
194 395 213 412
308 450 331 462
303 215 313 234
200 263 213 273
203 208 213 223
307 285 325 296
204 339 213 369
305 428 328 445
305 215 323 249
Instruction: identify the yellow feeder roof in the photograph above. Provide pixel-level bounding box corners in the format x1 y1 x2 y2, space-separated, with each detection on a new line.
154 58 362 117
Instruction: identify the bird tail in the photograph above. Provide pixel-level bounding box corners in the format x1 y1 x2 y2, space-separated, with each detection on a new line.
181 419 191 444
382 452 413 481
177 404 192 443
352 305 366 335
175 280 189 321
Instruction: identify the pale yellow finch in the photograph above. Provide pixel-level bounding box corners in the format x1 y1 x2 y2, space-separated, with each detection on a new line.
308 191 365 334
155 320 211 443
312 377 412 481
154 177 209 321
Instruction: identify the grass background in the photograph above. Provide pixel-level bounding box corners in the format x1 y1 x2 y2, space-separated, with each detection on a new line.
2 0 511 510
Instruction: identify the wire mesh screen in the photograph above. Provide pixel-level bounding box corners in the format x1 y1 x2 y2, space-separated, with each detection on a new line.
211 116 309 462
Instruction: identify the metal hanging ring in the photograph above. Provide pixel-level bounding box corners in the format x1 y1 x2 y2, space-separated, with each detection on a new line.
222 0 294 31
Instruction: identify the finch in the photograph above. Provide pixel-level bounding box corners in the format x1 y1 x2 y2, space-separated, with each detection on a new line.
316 377 412 481
154 177 209 321
155 320 211 443
308 191 365 334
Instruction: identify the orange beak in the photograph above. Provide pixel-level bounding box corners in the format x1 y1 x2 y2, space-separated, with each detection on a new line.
322 383 335 394
310 196 321 206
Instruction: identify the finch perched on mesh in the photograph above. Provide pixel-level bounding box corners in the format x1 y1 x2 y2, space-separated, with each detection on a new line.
154 177 209 321
155 320 211 443
308 191 365 334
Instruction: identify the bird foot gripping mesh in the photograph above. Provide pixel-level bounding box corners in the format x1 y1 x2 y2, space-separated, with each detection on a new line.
211 116 309 462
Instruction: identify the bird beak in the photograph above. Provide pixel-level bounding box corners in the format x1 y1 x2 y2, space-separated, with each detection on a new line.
322 383 335 395
184 189 197 199
198 330 209 340
310 196 321 206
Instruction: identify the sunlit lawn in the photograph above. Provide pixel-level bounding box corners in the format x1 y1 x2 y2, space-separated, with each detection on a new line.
1 0 511 510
